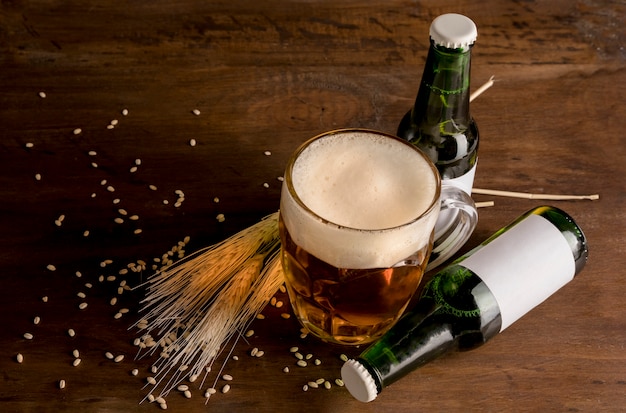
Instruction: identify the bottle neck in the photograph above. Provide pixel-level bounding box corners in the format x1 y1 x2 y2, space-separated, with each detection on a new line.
411 41 473 132
357 298 457 391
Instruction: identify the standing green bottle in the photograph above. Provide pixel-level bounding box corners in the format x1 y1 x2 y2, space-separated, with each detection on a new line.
396 14 480 268
341 206 588 402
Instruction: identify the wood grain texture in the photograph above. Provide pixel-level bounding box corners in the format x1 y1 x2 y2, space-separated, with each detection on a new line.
0 1 624 412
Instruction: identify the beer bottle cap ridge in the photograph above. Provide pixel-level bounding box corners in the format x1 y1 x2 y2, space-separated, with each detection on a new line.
341 359 379 402
429 13 477 50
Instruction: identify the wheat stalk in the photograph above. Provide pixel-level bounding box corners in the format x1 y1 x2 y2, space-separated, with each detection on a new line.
135 212 282 397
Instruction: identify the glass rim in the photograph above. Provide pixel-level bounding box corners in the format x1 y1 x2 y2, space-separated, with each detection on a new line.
283 128 442 233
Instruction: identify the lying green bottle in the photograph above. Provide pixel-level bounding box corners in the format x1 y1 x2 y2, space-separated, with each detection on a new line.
341 206 588 402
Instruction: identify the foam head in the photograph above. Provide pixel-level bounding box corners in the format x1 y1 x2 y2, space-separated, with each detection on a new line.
280 130 440 269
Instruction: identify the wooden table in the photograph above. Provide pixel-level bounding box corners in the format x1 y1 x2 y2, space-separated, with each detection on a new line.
1 1 624 412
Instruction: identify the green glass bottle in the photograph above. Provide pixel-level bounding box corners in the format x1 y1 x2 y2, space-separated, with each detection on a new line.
397 13 479 195
341 206 588 402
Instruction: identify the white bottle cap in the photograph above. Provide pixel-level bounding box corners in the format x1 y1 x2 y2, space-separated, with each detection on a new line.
341 359 378 402
430 13 477 49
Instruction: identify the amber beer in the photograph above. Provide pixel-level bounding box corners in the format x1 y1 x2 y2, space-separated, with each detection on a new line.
279 129 441 346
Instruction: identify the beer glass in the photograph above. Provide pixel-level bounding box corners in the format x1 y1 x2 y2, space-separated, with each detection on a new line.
279 129 476 345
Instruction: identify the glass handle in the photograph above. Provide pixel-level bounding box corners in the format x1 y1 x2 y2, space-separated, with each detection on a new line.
426 184 478 271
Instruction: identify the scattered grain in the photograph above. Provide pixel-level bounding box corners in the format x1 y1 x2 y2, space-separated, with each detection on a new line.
280 313 291 319
216 213 225 222
131 368 139 376
177 384 189 391
339 354 349 362
33 316 41 325
308 381 319 389
302 384 309 392
189 138 197 147
25 142 34 148
335 378 345 387
244 329 254 338
130 166 138 173
149 185 157 191
147 376 157 385
221 384 231 393
114 217 124 224
296 360 307 367
72 349 80 358
114 354 124 363
222 374 233 381
192 109 201 116
263 182 270 188
264 150 271 156
59 379 66 389
77 292 86 298
73 358 82 367
35 173 42 181
42 296 49 303
122 108 129 116
79 302 88 310
105 352 114 360
88 150 97 156
46 264 57 272
73 128 82 135
184 390 192 399
68 328 76 337
16 353 24 363
23 333 33 340
314 359 321 366
283 366 289 373
107 185 115 192
39 91 47 98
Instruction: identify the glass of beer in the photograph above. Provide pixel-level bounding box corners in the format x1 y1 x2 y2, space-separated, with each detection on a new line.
279 129 449 346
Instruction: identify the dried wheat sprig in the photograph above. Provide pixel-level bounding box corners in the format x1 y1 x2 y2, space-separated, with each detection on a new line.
475 201 495 208
135 212 282 396
470 75 495 102
473 188 599 201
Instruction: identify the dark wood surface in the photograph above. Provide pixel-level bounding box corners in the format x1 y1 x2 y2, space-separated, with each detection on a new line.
1 1 624 412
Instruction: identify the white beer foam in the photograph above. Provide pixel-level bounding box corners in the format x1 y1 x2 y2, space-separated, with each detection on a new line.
281 131 439 269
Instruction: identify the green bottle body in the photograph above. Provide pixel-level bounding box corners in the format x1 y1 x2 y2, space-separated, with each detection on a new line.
397 40 478 190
